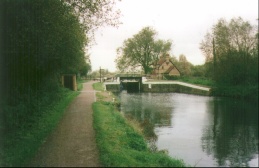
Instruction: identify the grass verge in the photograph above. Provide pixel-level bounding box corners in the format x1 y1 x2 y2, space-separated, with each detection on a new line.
92 83 186 167
176 76 215 87
93 82 104 91
0 89 79 166
176 77 258 100
77 78 89 91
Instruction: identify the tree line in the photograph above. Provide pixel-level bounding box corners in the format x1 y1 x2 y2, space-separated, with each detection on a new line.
200 17 258 85
0 0 120 131
114 26 210 77
115 17 258 98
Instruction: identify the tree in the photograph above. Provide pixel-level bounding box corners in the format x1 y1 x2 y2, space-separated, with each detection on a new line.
64 0 121 42
0 0 121 130
178 54 192 76
2 0 86 96
1 0 121 97
79 63 91 77
191 65 206 77
200 17 258 85
115 27 172 74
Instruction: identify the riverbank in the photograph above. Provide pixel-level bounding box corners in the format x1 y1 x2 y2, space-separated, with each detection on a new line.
174 77 258 100
92 82 186 167
105 77 258 100
210 84 258 101
104 81 210 96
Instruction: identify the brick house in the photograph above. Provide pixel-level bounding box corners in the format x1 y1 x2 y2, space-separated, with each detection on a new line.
151 54 180 79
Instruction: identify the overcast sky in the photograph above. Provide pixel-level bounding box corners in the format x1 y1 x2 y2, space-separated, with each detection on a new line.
88 0 258 72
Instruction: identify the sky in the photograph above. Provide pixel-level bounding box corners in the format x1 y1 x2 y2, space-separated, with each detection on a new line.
88 0 258 72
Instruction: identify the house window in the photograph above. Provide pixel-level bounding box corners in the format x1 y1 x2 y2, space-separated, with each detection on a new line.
162 66 164 69
166 62 169 65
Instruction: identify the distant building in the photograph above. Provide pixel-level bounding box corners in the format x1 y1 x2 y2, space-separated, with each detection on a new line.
151 54 180 79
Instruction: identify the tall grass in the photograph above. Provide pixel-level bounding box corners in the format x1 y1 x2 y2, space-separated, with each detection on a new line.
93 101 186 167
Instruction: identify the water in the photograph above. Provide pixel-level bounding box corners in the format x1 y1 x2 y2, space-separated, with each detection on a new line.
117 91 258 167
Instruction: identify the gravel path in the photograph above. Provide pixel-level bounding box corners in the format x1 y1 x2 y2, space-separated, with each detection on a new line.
28 81 101 167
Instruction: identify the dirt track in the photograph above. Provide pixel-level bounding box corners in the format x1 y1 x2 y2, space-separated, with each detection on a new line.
28 81 101 167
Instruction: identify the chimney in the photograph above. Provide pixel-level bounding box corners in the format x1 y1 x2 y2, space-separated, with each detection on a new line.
165 53 170 62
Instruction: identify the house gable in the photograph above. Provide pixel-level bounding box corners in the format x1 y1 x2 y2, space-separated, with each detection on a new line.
153 54 180 77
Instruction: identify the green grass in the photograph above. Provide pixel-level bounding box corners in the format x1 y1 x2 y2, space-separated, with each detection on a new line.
93 82 104 91
0 89 79 166
77 78 90 91
77 81 83 91
175 77 258 100
93 101 186 167
177 76 215 87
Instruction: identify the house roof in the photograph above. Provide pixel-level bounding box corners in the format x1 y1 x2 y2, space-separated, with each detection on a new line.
153 57 181 75
164 65 174 74
157 58 166 65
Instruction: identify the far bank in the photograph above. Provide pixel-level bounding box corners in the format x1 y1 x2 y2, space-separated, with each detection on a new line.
104 79 258 100
104 81 210 96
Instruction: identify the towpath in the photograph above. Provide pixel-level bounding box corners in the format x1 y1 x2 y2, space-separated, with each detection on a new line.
28 81 101 167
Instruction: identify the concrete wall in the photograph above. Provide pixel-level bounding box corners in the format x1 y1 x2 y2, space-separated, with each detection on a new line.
105 84 120 92
142 84 210 96
105 83 210 96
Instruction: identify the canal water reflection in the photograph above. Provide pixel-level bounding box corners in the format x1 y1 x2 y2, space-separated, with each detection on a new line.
117 91 258 167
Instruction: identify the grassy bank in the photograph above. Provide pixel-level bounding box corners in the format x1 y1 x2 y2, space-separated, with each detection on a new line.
92 82 186 167
175 77 258 100
0 88 79 166
210 84 258 100
176 76 215 87
92 82 104 91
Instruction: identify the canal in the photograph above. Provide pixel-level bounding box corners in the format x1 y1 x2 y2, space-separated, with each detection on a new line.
116 91 258 167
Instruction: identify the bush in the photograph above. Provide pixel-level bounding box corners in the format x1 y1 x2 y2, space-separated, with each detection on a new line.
163 75 181 80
